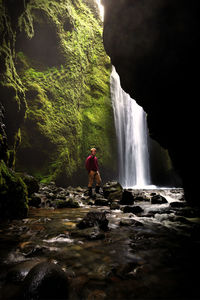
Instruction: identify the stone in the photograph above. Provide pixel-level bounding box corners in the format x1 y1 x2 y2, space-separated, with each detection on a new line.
110 202 120 210
77 211 109 231
170 201 186 208
103 181 123 200
120 190 134 205
55 198 80 208
123 205 144 214
22 262 69 299
95 198 109 206
29 193 41 208
151 194 168 204
20 174 39 196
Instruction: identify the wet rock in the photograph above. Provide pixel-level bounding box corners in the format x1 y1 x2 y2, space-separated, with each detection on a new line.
110 202 120 210
111 262 140 280
77 211 109 231
20 174 39 196
88 199 95 206
75 186 85 193
103 181 123 200
123 205 144 214
57 191 69 199
151 194 168 204
175 207 200 218
120 190 134 205
72 227 105 240
170 201 187 208
29 193 41 208
22 262 69 300
134 194 150 202
55 198 80 208
95 198 109 206
120 219 143 227
24 245 47 257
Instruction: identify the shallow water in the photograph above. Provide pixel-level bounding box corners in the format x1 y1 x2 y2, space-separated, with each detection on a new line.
0 189 200 300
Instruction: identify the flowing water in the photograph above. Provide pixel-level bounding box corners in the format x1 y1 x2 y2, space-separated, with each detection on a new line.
0 187 199 300
110 66 151 188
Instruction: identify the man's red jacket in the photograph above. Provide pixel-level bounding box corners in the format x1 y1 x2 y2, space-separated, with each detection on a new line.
85 155 99 173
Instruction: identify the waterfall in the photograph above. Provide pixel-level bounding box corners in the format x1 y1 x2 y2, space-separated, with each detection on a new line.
110 66 151 188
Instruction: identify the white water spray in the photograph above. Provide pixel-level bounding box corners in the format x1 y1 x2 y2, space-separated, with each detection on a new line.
110 66 151 188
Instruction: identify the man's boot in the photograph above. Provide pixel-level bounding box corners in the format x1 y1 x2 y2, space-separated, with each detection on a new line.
88 187 93 197
95 186 100 194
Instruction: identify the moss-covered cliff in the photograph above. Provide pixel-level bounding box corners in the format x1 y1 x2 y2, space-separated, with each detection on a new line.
0 0 117 190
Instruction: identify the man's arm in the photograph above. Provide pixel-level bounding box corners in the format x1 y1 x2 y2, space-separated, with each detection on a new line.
85 157 91 172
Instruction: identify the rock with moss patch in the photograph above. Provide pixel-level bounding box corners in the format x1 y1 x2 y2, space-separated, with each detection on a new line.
103 181 123 200
77 211 109 230
0 160 28 219
55 197 80 208
20 174 39 196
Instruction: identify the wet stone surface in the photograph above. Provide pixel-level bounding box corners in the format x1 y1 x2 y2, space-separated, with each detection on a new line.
0 185 200 299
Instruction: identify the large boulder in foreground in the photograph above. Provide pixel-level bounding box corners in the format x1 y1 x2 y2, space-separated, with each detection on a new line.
22 262 69 300
0 160 28 220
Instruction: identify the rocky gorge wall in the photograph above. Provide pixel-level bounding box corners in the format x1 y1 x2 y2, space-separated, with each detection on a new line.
0 0 117 183
102 0 199 204
0 0 117 218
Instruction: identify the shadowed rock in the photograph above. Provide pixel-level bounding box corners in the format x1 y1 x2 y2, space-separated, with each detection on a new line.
77 211 109 231
22 262 69 299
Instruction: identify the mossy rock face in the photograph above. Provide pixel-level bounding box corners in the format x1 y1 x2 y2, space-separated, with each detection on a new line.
13 0 117 185
0 0 117 188
0 160 28 219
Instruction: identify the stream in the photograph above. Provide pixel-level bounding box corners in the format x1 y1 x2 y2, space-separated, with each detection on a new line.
0 187 200 300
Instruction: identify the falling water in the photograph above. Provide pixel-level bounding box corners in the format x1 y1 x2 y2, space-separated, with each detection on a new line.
110 66 151 188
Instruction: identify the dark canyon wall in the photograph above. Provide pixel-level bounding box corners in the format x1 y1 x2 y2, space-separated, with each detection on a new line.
102 0 199 204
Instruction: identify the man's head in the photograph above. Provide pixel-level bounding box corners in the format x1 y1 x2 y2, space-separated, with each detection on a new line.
90 148 96 156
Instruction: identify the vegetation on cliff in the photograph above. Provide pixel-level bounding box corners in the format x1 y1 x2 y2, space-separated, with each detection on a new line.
15 0 116 185
0 0 117 193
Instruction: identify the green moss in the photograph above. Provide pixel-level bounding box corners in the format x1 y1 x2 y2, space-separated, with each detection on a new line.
0 160 28 219
15 0 117 185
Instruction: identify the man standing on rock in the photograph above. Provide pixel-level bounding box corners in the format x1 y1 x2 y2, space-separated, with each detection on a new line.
85 148 102 197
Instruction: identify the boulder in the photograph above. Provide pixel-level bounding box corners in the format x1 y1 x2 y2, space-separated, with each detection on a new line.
170 201 186 208
29 193 41 208
55 198 80 208
103 181 123 200
120 190 134 205
151 194 168 204
123 205 144 214
0 161 28 220
22 262 69 300
95 198 109 206
77 211 109 231
110 202 120 210
20 174 39 196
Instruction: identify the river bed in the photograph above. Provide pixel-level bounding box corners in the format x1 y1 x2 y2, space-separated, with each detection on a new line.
0 188 200 300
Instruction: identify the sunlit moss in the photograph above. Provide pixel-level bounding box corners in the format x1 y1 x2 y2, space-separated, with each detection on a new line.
15 0 117 185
